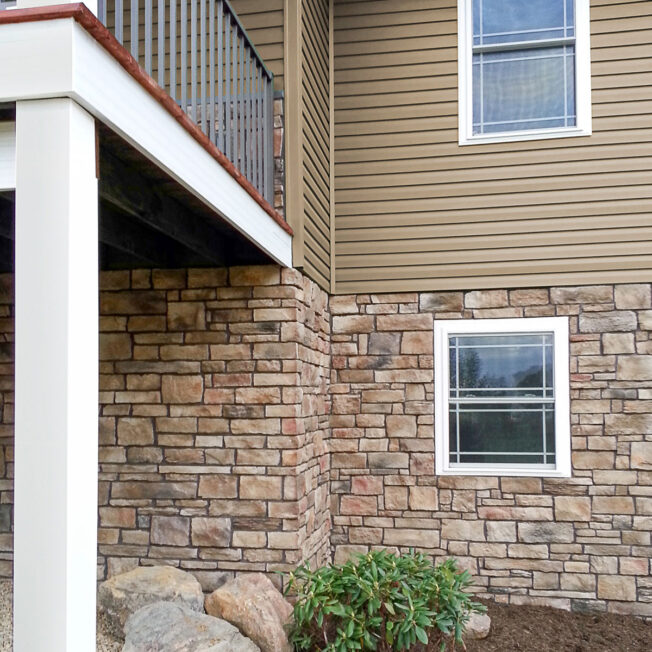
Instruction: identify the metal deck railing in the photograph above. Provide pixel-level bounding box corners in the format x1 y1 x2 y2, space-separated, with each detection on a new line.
0 0 275 204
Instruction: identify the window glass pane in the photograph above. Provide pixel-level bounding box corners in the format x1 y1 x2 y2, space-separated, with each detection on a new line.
473 46 576 134
473 0 573 45
448 403 556 465
449 333 554 398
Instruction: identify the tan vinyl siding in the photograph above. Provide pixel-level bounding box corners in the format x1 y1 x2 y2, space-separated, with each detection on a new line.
333 0 652 293
301 0 332 289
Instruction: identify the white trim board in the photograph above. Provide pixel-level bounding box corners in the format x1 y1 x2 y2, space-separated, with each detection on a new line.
0 18 292 267
0 121 15 191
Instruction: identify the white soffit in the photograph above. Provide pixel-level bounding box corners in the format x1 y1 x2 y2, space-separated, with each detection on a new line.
0 122 16 191
0 18 292 267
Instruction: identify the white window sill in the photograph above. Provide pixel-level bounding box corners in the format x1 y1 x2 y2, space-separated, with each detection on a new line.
439 465 571 478
459 126 592 146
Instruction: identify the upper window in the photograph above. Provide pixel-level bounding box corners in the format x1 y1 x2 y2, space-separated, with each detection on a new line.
434 317 571 477
458 0 592 144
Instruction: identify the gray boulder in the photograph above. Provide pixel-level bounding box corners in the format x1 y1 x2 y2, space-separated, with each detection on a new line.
98 566 204 638
464 611 491 640
123 602 260 652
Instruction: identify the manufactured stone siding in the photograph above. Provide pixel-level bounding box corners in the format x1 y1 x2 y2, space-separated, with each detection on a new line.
330 284 652 616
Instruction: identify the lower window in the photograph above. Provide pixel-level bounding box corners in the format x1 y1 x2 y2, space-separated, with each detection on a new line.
434 317 570 476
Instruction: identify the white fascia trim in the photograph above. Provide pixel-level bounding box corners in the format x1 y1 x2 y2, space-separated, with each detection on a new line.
434 316 571 478
0 122 15 191
0 18 292 267
457 0 592 146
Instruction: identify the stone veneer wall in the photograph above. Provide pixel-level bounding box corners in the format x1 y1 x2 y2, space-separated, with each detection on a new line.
0 271 651 617
330 285 652 617
0 266 331 591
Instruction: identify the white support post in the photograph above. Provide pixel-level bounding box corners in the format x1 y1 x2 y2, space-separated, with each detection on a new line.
13 98 98 652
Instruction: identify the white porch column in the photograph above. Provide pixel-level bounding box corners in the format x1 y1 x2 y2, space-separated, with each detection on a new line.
14 98 98 652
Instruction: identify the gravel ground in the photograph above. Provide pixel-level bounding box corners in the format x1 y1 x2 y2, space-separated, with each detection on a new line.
0 580 122 651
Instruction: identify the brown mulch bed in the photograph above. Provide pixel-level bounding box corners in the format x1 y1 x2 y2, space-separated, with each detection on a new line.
462 600 652 652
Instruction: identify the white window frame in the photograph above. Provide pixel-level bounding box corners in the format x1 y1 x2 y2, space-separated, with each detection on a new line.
434 317 571 477
457 0 592 145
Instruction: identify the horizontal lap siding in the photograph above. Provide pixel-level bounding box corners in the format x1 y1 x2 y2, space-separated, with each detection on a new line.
333 0 652 293
301 0 332 290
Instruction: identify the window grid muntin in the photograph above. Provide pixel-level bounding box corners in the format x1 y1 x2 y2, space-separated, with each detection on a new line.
448 332 556 467
471 0 577 136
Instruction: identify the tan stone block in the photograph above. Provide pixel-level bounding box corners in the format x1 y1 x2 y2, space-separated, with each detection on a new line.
508 544 548 559
351 476 383 495
368 452 409 469
386 415 417 438
401 331 433 354
510 289 549 306
606 414 652 435
349 527 383 544
232 531 266 548
501 478 542 494
464 290 508 309
199 475 238 499
486 521 517 542
240 476 283 500
188 268 227 288
560 573 595 592
615 284 651 309
268 530 301 549
385 486 408 511
334 545 368 564
168 302 206 330
469 542 506 557
593 496 634 514
603 333 635 354
384 528 440 548
419 292 463 312
329 295 359 315
100 333 132 360
631 442 652 470
572 451 615 469
598 575 636 601
554 496 591 521
191 517 231 547
551 286 612 304
99 507 136 528
100 291 166 315
151 516 190 546
231 418 280 435
376 314 432 331
332 315 374 334
617 355 652 381
518 522 573 543
441 519 485 542
452 490 476 512
340 495 378 515
579 311 636 333
253 342 297 359
161 375 204 403
117 418 154 445
367 332 400 354
593 470 637 485
152 269 186 289
409 486 438 511
620 557 649 575
533 572 559 589
230 266 280 287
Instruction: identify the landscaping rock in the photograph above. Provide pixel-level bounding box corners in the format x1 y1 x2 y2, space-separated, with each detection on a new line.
204 573 293 652
98 566 204 638
123 602 260 652
465 612 491 640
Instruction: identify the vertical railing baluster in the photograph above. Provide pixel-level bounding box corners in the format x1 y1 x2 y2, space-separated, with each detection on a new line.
257 67 263 193
239 35 245 174
130 0 139 59
200 0 207 134
231 23 238 164
116 0 123 44
217 0 224 152
209 0 216 145
145 0 152 75
181 0 187 114
170 0 177 100
224 13 231 161
98 0 106 27
265 76 273 203
157 0 165 87
191 0 197 124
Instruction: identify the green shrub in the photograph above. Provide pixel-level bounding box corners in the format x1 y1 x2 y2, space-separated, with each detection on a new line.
284 549 485 651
